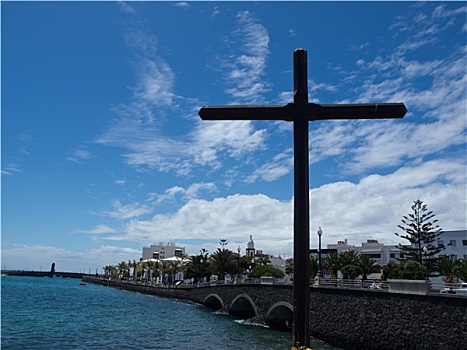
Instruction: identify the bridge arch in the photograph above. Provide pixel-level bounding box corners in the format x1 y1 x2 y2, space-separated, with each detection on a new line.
265 301 293 330
229 294 257 318
203 293 224 310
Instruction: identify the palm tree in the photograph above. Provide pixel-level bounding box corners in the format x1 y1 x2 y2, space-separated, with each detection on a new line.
146 260 153 282
339 250 360 279
309 256 318 278
453 259 467 282
325 252 340 279
103 265 116 277
256 256 271 266
437 255 458 284
140 261 148 282
358 255 380 281
131 259 138 281
186 253 208 284
210 248 236 281
117 261 128 279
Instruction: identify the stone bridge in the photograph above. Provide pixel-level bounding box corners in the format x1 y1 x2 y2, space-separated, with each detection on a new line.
85 277 467 350
196 284 293 328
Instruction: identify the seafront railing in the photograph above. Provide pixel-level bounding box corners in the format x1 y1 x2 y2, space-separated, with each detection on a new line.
87 275 393 291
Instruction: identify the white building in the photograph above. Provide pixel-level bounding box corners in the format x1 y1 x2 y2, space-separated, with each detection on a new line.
310 230 467 266
142 242 185 260
436 230 467 261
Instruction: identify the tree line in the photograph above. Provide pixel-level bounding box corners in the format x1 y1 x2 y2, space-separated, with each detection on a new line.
103 242 285 284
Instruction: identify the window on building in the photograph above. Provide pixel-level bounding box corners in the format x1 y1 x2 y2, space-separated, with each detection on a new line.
450 240 457 246
438 240 444 247
463 240 467 246
464 255 467 260
390 253 396 259
364 253 381 259
451 254 458 261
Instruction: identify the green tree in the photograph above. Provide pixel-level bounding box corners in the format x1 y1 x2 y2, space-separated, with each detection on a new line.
103 265 117 277
358 255 380 281
436 255 458 283
210 248 236 281
453 259 467 282
383 260 426 280
251 265 285 278
324 252 340 278
395 200 444 274
255 256 271 266
140 261 149 281
309 256 318 278
131 259 138 280
117 261 128 279
239 256 253 272
339 250 360 279
340 264 362 280
185 251 210 284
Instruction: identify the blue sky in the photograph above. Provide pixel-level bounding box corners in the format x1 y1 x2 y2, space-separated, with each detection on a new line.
2 1 466 272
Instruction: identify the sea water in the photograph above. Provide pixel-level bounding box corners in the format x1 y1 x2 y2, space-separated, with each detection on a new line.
1 276 339 350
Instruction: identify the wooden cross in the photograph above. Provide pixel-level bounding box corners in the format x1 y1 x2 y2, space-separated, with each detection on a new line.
198 48 406 348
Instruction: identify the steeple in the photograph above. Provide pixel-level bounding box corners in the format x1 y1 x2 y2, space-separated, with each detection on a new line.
246 235 255 258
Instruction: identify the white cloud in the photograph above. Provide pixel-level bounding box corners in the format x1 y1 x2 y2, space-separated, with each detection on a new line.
118 1 137 14
67 148 94 164
173 2 190 9
222 11 271 104
315 22 466 175
191 120 267 168
1 164 22 176
100 200 153 220
110 157 466 257
310 158 466 246
245 149 293 183
73 225 118 235
150 183 218 203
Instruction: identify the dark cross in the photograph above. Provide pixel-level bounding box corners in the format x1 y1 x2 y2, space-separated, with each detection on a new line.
198 48 406 348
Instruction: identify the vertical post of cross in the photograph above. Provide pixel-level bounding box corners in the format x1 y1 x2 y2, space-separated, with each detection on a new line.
292 48 310 348
198 48 407 349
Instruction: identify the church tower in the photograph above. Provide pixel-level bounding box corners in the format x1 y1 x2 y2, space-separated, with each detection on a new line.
246 235 255 258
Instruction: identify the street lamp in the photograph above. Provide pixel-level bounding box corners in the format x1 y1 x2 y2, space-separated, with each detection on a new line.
200 258 204 284
317 226 323 277
423 245 428 280
237 246 241 280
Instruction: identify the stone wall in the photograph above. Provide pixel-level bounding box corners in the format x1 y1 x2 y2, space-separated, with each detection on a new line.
85 277 466 350
308 287 466 350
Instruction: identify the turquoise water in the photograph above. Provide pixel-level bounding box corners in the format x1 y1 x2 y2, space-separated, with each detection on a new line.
1 276 338 349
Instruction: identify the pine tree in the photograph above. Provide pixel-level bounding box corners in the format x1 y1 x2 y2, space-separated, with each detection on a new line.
395 200 444 271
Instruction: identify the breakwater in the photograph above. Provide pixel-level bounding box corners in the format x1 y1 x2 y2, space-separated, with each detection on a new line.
2 270 85 279
84 276 467 350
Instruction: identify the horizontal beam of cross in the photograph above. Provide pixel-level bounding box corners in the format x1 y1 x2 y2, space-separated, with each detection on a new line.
199 102 407 121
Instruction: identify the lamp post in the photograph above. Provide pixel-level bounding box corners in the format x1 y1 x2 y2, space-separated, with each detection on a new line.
317 226 323 278
237 246 241 280
200 258 204 284
423 245 428 280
